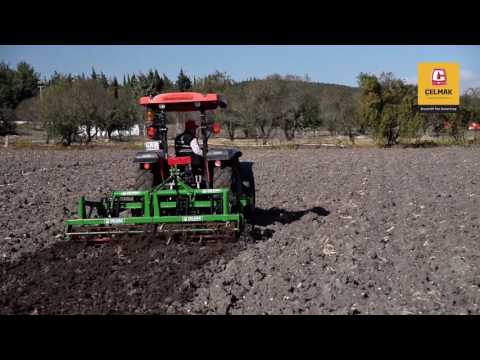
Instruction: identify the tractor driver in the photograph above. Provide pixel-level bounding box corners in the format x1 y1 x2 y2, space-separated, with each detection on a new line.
175 120 203 173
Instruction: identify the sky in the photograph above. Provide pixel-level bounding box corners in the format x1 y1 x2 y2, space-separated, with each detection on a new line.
1 45 480 91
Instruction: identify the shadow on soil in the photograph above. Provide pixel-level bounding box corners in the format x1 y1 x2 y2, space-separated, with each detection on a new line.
0 226 273 315
253 206 330 227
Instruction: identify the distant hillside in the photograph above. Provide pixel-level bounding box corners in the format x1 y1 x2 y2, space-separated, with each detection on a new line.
235 79 359 103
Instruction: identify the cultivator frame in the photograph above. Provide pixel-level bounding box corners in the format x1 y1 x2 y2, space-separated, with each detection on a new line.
65 160 248 241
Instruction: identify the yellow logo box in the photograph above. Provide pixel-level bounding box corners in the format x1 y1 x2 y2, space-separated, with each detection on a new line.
418 63 460 105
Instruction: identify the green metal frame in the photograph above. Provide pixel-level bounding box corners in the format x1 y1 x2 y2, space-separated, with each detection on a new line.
65 165 251 238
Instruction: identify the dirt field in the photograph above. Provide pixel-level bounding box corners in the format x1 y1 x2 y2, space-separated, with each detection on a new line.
1 147 479 314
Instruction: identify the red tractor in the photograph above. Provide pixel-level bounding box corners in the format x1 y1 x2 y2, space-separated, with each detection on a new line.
65 92 255 241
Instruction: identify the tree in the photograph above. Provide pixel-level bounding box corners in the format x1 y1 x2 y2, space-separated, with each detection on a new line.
0 107 17 135
334 100 359 144
130 74 137 87
358 73 383 142
37 79 81 145
397 88 426 143
162 74 174 91
246 77 284 145
298 91 322 136
0 61 40 136
48 71 66 86
15 97 40 125
358 72 419 146
442 109 471 143
229 82 256 139
276 79 323 141
176 68 192 92
112 77 119 99
1 61 40 109
99 86 140 140
153 70 164 94
461 87 480 125
0 62 16 109
99 72 109 89
13 62 39 104
272 77 301 141
33 76 120 145
194 70 233 93
74 79 113 143
215 85 243 141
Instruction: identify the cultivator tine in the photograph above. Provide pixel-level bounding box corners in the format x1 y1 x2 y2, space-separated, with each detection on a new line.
65 220 239 244
66 225 145 242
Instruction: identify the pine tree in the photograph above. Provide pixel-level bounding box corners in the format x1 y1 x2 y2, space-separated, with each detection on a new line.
163 74 174 90
100 72 109 88
91 67 97 80
153 70 163 94
12 61 40 104
176 68 192 92
112 77 119 99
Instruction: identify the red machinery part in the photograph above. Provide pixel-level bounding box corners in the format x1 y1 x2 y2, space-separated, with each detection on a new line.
146 127 156 139
167 156 192 167
139 92 226 112
468 122 480 131
212 122 221 134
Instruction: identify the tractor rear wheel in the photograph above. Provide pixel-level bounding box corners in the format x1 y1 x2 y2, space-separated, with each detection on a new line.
240 162 255 220
213 165 233 189
134 167 155 190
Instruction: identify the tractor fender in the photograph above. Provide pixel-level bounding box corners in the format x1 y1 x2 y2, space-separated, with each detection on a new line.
206 148 242 161
133 150 165 163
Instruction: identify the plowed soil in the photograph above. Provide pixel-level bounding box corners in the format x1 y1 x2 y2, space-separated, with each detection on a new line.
1 147 479 314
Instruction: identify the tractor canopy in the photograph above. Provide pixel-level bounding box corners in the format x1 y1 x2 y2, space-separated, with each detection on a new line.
139 92 227 112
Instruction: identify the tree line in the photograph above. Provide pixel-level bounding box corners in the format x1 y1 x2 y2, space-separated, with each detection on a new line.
0 62 39 135
2 61 479 146
357 72 480 145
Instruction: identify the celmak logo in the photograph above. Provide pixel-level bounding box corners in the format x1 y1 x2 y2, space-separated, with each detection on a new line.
432 68 447 86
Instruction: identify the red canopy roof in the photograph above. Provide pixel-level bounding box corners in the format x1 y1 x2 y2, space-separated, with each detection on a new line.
139 92 227 112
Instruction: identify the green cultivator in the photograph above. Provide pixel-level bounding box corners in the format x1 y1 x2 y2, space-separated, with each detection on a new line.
65 92 255 242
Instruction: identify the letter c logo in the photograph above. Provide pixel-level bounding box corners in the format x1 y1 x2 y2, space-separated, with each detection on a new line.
432 69 447 85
